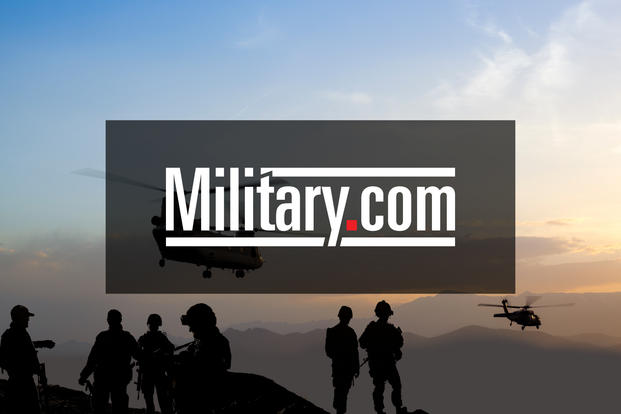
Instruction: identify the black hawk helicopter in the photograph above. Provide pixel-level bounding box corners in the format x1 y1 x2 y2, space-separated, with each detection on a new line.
74 168 289 279
478 296 574 330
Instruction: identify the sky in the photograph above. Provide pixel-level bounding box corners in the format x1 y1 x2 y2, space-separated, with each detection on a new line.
2 0 621 340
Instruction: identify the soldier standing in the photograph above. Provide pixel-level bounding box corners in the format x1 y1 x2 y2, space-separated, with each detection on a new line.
359 300 407 414
173 303 231 414
325 305 359 414
137 314 174 414
79 309 138 414
0 305 55 414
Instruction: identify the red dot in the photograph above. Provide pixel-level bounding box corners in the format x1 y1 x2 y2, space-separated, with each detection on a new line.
346 220 358 231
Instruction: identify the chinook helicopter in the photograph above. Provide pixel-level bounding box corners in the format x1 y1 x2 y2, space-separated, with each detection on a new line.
478 297 574 330
75 168 289 279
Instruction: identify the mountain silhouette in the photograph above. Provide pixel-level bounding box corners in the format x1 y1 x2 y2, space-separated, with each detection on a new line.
227 292 621 338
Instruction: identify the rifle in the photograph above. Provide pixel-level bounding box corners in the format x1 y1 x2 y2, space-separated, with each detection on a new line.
83 379 94 412
174 340 197 352
135 365 142 400
359 357 369 369
37 362 50 413
33 340 56 349
33 340 54 413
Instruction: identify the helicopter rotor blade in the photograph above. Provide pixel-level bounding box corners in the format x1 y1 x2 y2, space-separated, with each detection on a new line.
73 168 165 192
478 303 523 308
74 168 289 195
530 303 575 308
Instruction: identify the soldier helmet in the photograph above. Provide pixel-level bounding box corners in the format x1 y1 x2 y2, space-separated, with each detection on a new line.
374 300 394 317
181 303 216 327
338 306 353 319
107 309 122 324
147 313 162 326
10 305 34 321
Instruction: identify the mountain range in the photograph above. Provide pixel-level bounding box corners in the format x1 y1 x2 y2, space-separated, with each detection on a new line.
229 292 621 338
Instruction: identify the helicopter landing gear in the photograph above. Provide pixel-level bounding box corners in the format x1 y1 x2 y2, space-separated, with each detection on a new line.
203 269 212 279
235 270 245 278
158 259 165 268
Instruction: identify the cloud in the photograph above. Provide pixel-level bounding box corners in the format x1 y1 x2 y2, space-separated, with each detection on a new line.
431 1 614 114
0 234 403 343
466 12 513 44
516 236 587 260
516 236 621 263
518 258 621 294
518 218 582 227
546 218 575 226
434 47 531 108
319 90 373 105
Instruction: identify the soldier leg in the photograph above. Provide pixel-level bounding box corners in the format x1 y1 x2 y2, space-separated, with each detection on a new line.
387 365 403 410
142 376 156 414
7 376 40 414
332 375 352 413
372 375 386 413
26 377 41 414
155 376 173 414
109 382 129 414
93 380 111 414
6 377 18 414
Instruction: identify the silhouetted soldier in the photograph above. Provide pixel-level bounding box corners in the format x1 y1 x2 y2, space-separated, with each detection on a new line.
173 303 231 413
359 300 406 414
0 305 55 414
79 309 138 414
325 306 359 414
137 313 174 414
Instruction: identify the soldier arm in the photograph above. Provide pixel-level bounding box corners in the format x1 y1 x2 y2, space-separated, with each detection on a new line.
128 333 139 360
136 335 145 363
33 340 55 349
0 332 8 371
393 326 404 360
222 336 232 370
164 334 175 355
324 329 334 359
352 331 360 375
358 323 372 350
395 326 404 349
80 336 100 380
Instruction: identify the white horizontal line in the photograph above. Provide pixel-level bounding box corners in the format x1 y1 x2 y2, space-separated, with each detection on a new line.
339 237 455 247
167 236 455 247
166 237 326 247
261 167 455 177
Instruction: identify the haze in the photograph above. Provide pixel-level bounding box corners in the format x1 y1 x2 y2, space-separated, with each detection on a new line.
2 0 621 342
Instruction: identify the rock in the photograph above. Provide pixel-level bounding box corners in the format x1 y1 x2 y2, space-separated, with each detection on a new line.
0 372 329 414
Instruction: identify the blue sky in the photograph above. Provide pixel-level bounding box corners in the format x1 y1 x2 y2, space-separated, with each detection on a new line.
0 1 570 239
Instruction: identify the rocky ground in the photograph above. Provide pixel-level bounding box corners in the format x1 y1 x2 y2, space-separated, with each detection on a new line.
0 372 329 414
